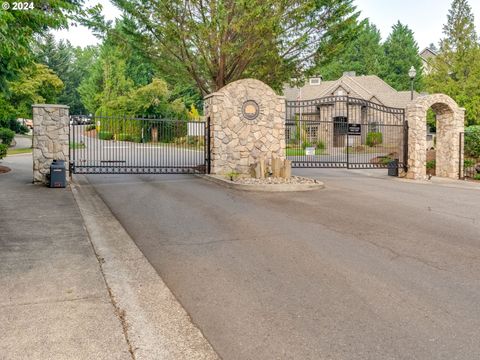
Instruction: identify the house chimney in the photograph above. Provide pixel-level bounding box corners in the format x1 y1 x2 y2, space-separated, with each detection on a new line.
309 75 322 85
343 71 356 77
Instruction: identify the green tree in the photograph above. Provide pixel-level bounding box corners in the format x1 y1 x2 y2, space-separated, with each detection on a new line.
425 0 480 125
380 21 422 91
8 64 64 118
0 1 100 119
35 34 89 114
97 78 187 118
318 19 384 79
111 0 359 94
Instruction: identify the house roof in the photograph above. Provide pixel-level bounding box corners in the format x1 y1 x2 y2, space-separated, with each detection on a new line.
283 74 418 109
419 47 438 59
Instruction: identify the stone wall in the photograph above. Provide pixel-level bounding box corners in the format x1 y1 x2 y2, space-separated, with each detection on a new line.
32 104 70 184
204 79 286 175
406 94 464 180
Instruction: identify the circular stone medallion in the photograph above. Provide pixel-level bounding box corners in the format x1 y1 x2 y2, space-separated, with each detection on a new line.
241 100 260 121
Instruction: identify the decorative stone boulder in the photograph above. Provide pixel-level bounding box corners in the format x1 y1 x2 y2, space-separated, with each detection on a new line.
204 79 286 175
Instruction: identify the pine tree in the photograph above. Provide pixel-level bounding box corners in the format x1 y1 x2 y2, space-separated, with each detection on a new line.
380 21 423 91
318 20 384 80
425 0 480 125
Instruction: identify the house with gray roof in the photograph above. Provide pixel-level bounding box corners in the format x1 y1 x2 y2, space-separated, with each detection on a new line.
283 72 417 108
282 72 415 151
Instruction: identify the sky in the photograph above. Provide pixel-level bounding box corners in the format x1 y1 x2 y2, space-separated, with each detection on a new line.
53 0 480 50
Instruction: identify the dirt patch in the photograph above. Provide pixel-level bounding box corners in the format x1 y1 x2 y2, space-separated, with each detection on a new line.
84 129 97 138
370 152 399 165
0 165 11 174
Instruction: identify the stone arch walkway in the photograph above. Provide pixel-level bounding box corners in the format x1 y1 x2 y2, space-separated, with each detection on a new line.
406 94 464 180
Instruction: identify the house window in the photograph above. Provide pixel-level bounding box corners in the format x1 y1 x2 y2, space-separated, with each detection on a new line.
306 126 318 140
368 122 379 133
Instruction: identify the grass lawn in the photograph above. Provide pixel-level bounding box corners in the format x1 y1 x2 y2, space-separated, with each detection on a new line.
7 147 32 155
286 148 327 156
70 142 86 149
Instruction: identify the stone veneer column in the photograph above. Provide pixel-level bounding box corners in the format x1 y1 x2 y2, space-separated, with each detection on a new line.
406 94 464 180
32 104 70 184
204 79 286 175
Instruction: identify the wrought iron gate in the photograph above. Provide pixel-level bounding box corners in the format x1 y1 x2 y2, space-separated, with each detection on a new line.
69 115 208 174
460 131 480 180
285 96 408 170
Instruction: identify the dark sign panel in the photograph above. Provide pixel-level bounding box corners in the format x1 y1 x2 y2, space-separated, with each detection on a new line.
348 124 361 135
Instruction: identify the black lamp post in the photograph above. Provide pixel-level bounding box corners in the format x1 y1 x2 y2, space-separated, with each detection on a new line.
408 66 417 100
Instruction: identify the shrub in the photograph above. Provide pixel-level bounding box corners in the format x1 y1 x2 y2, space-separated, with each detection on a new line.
302 141 313 149
464 159 475 168
315 140 325 150
366 132 383 146
86 124 96 131
98 131 113 140
0 127 15 146
380 156 394 165
0 143 7 159
426 160 436 170
465 125 480 158
0 119 28 134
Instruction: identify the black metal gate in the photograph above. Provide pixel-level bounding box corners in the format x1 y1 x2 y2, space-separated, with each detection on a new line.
285 96 408 170
69 115 208 174
460 131 480 180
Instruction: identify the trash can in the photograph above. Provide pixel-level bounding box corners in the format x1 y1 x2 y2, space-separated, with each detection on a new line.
387 159 399 177
49 160 66 188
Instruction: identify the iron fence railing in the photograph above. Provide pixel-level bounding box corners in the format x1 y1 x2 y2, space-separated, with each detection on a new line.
460 132 480 180
69 115 208 174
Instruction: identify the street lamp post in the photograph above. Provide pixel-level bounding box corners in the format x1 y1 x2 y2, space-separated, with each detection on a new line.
408 66 417 101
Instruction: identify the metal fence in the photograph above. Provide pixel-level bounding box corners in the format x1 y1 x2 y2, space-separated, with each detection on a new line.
285 96 408 170
460 132 480 180
69 115 208 174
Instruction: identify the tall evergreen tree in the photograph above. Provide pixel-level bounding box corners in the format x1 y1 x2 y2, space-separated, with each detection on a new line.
425 0 480 125
380 21 422 91
318 19 384 80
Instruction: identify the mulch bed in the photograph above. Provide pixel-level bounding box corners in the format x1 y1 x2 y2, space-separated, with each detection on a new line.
0 165 11 174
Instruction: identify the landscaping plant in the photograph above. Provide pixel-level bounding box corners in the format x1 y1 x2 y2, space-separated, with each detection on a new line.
0 128 15 147
0 144 7 159
366 132 383 146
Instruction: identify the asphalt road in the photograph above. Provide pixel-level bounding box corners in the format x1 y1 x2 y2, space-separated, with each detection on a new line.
85 169 480 360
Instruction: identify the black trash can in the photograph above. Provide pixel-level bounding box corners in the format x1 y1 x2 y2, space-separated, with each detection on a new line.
387 159 399 177
49 160 66 188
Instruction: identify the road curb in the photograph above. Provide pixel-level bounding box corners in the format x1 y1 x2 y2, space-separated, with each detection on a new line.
71 175 219 360
197 174 325 192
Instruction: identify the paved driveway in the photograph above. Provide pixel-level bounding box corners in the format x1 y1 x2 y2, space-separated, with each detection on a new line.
84 169 480 360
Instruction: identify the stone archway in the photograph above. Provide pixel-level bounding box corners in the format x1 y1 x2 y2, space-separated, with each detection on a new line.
406 94 464 180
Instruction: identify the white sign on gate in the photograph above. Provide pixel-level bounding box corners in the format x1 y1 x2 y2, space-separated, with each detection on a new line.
187 122 205 136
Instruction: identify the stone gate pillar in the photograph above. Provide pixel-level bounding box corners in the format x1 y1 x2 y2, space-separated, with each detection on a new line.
32 104 70 184
406 94 464 180
204 79 286 175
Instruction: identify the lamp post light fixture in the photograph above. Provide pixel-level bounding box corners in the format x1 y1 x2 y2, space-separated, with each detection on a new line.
408 66 417 100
